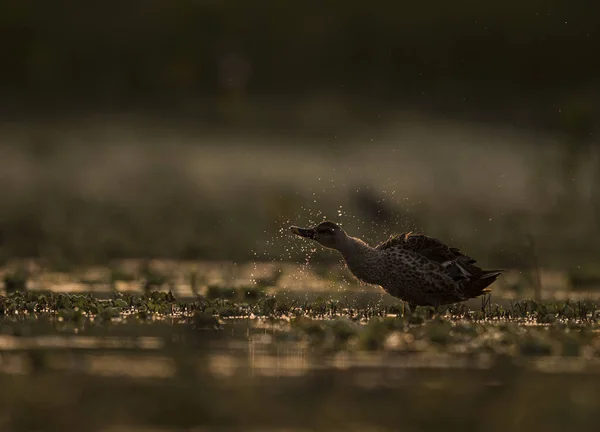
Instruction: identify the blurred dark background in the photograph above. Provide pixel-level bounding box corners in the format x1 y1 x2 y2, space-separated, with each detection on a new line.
2 0 599 129
0 0 599 276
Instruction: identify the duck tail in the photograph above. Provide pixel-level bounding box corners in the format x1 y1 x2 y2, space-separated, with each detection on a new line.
469 269 503 295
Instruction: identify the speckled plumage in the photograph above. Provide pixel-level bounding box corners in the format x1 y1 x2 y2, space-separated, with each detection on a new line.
290 222 502 307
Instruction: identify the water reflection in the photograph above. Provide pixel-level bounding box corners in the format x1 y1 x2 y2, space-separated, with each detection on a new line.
1 315 600 432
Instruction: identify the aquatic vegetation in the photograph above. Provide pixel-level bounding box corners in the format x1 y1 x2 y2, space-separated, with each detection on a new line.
1 290 599 362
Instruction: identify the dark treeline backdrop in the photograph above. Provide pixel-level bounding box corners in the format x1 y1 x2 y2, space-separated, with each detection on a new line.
1 0 599 133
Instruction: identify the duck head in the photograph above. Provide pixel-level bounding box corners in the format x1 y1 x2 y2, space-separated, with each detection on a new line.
290 221 348 251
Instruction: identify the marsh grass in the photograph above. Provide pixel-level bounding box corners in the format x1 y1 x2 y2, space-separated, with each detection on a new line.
0 286 600 324
1 291 599 359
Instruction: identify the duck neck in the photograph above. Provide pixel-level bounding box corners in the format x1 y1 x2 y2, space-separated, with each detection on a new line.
337 236 381 284
338 235 374 258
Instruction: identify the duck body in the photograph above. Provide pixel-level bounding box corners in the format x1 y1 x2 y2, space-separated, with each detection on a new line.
291 222 502 307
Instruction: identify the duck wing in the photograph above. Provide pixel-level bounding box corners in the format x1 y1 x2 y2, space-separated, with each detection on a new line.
377 232 464 261
377 232 502 297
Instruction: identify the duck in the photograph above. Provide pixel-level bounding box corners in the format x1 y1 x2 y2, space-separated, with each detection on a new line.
290 221 502 309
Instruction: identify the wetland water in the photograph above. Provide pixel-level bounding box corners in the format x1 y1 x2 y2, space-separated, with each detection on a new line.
2 261 600 432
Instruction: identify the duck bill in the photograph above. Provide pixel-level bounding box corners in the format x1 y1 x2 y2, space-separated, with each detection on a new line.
290 226 316 239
